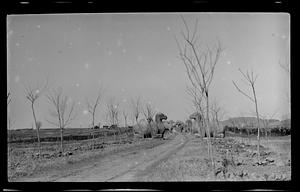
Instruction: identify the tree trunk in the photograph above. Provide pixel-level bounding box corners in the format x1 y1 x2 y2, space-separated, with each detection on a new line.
8 118 11 165
198 118 201 136
265 127 268 142
247 128 250 143
136 117 140 131
92 114 95 149
215 114 220 137
60 128 64 153
205 93 214 168
32 104 41 155
252 86 261 162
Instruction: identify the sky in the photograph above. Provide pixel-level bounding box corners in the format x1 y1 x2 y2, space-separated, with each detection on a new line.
7 13 290 129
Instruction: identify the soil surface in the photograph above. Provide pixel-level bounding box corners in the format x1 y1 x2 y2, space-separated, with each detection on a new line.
13 133 291 182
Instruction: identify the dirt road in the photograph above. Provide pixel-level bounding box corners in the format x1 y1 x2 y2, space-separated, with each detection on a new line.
15 133 291 182
20 133 189 182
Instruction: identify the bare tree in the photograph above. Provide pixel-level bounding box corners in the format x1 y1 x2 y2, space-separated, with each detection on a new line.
228 117 236 128
86 88 104 148
279 57 291 119
46 88 77 153
24 79 48 155
131 96 142 125
260 111 277 142
7 91 13 131
239 111 251 142
142 102 156 120
7 91 13 163
210 99 224 136
122 109 128 127
176 15 224 168
233 68 261 161
8 117 14 135
86 89 103 128
106 98 120 127
186 85 205 133
121 98 130 127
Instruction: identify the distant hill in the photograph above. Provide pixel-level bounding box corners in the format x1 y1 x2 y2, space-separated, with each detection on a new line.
220 117 290 128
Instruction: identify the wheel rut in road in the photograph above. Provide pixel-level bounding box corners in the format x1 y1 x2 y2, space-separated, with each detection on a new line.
105 134 189 182
54 134 188 182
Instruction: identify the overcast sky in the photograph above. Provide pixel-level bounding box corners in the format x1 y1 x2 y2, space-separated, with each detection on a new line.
7 13 290 129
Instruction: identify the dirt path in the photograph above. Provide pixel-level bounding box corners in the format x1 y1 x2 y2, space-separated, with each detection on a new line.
15 134 290 182
20 133 188 182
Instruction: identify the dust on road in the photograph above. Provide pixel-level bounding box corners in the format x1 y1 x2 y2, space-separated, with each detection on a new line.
19 133 189 182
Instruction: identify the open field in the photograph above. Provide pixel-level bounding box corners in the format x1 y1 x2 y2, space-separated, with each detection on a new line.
8 127 133 143
8 129 291 182
7 127 137 181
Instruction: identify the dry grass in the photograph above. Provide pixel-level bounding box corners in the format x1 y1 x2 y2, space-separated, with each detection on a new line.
138 135 291 181
7 133 136 182
8 132 291 182
7 131 169 182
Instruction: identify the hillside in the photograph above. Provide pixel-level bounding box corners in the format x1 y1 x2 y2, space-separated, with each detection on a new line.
220 117 290 129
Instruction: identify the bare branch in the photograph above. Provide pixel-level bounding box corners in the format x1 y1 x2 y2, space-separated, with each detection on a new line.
131 96 142 123
7 92 11 106
241 78 252 87
191 17 198 43
45 118 59 127
106 98 120 126
24 77 49 105
180 15 190 40
143 102 155 120
279 61 290 74
238 68 251 84
64 101 76 128
186 85 204 116
232 81 255 102
253 74 259 84
47 88 76 129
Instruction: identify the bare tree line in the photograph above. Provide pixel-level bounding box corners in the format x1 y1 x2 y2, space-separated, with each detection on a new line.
15 76 149 154
18 78 151 154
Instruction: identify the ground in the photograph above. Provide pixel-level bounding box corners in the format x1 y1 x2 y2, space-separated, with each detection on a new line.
8 132 291 182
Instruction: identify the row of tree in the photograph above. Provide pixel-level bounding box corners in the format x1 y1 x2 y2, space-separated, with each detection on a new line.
7 83 163 155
